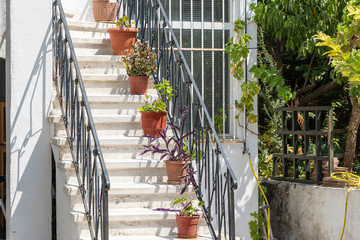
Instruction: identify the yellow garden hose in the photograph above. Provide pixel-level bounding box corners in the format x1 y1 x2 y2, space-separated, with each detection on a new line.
330 172 360 240
248 153 271 240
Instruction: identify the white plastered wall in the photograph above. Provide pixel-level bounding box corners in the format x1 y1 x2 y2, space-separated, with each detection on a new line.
222 0 258 239
6 0 52 239
0 0 5 59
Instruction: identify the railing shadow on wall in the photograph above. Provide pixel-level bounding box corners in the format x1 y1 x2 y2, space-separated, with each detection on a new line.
118 0 239 239
52 1 110 239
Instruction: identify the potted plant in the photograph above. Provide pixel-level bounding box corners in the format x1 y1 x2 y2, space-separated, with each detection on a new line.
141 106 196 185
154 197 204 238
107 16 139 55
92 0 119 23
122 40 157 94
138 80 172 137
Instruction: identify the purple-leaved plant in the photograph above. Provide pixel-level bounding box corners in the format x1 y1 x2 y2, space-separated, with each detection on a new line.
154 197 204 217
140 106 198 193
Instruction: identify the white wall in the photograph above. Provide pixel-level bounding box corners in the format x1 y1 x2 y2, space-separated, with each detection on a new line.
62 0 94 21
6 0 52 239
264 180 360 240
222 0 258 239
0 0 5 59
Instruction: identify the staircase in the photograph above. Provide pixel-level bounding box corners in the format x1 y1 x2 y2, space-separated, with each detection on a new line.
50 16 212 240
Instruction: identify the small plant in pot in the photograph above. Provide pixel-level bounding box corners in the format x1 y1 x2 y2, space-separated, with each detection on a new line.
107 16 139 55
92 0 118 23
122 41 157 95
154 198 204 238
138 80 172 137
141 106 196 184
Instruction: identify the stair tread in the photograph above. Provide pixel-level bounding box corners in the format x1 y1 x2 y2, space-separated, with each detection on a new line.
81 73 128 81
67 19 116 31
49 114 142 123
64 182 193 196
79 235 212 240
58 158 164 169
52 135 158 145
77 55 125 62
72 37 111 44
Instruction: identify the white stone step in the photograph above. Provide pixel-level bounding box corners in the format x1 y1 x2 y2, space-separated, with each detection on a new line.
58 158 165 170
52 94 157 115
77 55 126 75
65 182 195 209
68 20 116 32
49 114 142 124
52 135 159 148
72 208 209 236
65 182 194 197
79 235 212 240
64 10 75 19
67 20 114 39
65 170 168 185
72 37 113 55
82 77 156 95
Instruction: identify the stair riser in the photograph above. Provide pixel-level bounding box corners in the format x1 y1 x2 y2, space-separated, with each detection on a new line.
68 30 110 39
59 150 161 161
71 192 195 209
52 102 145 116
54 123 144 137
83 81 156 95
75 44 113 55
66 173 168 185
78 222 209 237
78 62 126 75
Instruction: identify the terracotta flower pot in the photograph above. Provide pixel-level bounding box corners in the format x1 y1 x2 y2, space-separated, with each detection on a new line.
107 28 139 55
129 76 149 95
141 111 167 137
92 0 119 23
164 160 187 185
176 214 200 238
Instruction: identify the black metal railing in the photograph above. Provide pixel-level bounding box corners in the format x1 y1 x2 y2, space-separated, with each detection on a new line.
118 1 238 239
52 1 110 239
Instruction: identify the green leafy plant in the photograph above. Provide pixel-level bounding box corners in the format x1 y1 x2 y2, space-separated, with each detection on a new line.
116 16 131 28
154 197 204 217
314 4 360 169
122 40 157 76
138 80 173 112
249 185 268 240
173 197 204 217
249 211 267 240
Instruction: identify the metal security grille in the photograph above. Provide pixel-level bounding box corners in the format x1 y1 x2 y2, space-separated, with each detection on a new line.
159 0 231 137
273 106 345 184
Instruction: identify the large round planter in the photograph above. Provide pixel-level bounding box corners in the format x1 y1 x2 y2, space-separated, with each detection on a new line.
176 214 200 238
164 160 187 185
107 28 139 55
141 111 167 137
92 0 118 23
129 76 149 95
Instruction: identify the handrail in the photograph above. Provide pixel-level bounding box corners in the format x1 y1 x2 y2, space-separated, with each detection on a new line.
119 0 238 239
52 1 110 239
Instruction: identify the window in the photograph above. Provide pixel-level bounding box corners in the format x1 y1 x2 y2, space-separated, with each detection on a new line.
160 0 232 136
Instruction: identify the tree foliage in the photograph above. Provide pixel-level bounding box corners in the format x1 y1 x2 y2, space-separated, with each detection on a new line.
251 0 360 175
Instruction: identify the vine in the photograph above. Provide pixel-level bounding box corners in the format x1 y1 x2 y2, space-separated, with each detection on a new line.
225 19 260 124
